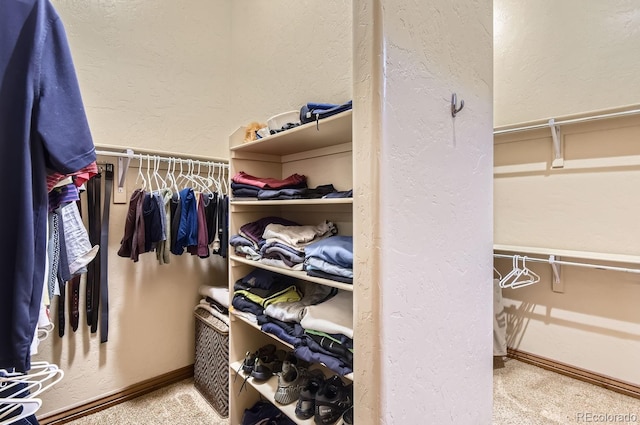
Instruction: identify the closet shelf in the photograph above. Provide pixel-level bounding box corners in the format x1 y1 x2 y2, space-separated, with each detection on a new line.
230 198 353 206
230 111 352 156
230 310 294 350
230 310 354 382
494 244 640 265
230 255 354 292
230 362 314 425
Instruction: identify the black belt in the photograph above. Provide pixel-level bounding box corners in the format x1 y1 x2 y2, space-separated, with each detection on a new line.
70 274 81 332
99 164 113 343
85 166 112 342
70 198 82 332
86 173 101 329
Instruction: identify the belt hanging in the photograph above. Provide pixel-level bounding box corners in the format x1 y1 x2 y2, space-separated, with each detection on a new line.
69 274 81 332
86 172 101 330
70 198 82 332
56 208 71 337
99 164 113 343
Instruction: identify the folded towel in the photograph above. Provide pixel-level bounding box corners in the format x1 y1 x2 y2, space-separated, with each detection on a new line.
198 285 230 308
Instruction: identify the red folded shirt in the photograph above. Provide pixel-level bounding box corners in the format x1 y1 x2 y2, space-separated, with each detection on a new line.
232 171 306 189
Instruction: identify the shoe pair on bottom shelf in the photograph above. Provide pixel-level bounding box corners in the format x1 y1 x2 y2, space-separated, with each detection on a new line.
286 368 353 425
241 400 296 425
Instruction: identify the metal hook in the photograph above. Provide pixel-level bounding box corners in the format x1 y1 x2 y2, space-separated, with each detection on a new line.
451 93 464 117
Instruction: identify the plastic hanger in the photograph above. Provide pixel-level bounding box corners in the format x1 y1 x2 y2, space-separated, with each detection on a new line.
135 154 147 190
1 362 64 398
493 267 503 282
499 255 522 288
509 256 540 289
217 165 228 195
165 158 180 199
0 397 42 425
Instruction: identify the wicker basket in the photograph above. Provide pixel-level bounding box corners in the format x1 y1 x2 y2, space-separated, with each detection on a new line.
194 304 229 418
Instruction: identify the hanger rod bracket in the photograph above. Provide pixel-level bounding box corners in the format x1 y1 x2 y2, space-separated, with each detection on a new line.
549 255 564 293
114 149 133 204
549 119 564 168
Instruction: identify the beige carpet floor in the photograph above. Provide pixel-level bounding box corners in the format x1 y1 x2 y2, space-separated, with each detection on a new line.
63 378 228 425
494 358 640 424
63 359 640 424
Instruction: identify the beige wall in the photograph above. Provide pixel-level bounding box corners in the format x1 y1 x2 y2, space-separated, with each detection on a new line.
494 0 640 387
228 0 352 128
57 0 233 159
494 0 640 127
38 0 352 418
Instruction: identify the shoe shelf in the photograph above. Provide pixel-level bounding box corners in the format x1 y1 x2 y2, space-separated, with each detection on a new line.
230 310 354 382
230 255 354 292
229 107 354 425
230 361 315 425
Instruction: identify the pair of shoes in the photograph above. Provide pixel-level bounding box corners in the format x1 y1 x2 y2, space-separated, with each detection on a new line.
241 400 297 425
236 344 286 394
293 369 326 420
314 375 353 425
236 344 278 378
275 361 312 405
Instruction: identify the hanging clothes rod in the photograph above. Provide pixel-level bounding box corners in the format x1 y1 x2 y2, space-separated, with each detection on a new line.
93 146 229 202
493 253 640 275
493 107 640 136
94 150 229 169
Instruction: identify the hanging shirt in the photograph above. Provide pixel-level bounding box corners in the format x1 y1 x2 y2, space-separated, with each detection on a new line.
0 0 96 372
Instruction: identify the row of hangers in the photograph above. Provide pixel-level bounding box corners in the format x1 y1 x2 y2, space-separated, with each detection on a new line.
135 154 228 198
0 362 64 425
495 255 541 289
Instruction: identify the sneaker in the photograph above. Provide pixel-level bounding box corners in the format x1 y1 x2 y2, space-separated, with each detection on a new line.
240 400 279 425
275 361 308 405
342 406 353 424
295 369 325 420
314 375 353 425
251 357 275 381
237 344 277 378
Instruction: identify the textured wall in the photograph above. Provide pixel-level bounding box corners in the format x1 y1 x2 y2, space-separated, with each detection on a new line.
494 0 640 126
228 0 352 130
53 0 232 159
376 1 494 423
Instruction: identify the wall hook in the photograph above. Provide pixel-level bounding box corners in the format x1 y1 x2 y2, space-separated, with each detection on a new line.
451 93 464 117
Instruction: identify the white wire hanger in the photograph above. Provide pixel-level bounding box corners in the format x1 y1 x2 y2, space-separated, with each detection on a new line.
0 397 42 425
0 361 64 424
499 255 540 289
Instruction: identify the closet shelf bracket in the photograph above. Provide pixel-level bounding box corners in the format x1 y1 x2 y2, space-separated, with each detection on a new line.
549 255 564 293
114 149 134 204
549 119 564 168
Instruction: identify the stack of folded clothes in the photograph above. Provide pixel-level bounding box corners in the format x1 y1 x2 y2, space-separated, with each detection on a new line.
229 216 299 260
304 235 353 284
231 170 350 200
297 290 354 376
231 269 301 322
231 172 307 199
260 221 338 270
198 285 230 317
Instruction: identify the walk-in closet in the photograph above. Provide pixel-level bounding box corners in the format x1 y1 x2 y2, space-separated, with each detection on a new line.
2 1 639 425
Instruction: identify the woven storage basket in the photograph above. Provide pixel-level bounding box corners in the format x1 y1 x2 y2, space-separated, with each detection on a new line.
194 304 229 418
